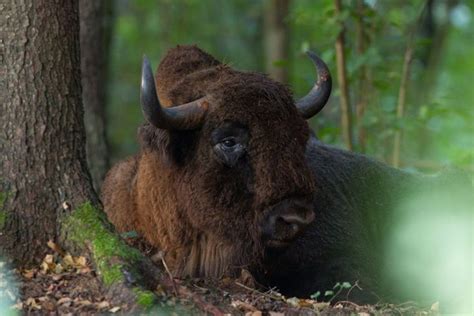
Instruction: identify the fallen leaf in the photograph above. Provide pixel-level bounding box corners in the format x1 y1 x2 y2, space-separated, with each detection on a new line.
268 312 284 316
57 297 72 305
313 302 330 309
54 263 64 274
11 302 23 310
42 300 55 311
77 299 92 306
22 269 35 279
74 256 87 268
62 254 74 268
285 297 300 307
47 240 65 256
109 306 121 313
44 254 54 265
52 274 63 281
231 300 258 312
245 311 262 316
96 301 111 309
25 297 41 310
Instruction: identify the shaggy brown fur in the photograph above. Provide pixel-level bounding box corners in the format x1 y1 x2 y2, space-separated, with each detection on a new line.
102 45 315 278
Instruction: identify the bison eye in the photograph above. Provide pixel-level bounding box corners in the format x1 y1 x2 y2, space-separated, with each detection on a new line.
214 137 245 167
222 138 236 148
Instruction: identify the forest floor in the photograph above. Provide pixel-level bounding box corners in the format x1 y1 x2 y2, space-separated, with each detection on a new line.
0 238 439 315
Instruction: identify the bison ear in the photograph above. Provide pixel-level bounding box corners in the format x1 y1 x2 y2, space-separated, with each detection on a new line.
138 124 198 166
156 45 221 106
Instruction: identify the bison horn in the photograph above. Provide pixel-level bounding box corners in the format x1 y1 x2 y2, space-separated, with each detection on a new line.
296 51 332 119
140 55 208 130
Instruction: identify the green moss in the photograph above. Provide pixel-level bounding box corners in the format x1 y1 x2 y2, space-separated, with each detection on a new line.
61 202 165 311
62 202 142 285
133 288 156 308
0 192 6 230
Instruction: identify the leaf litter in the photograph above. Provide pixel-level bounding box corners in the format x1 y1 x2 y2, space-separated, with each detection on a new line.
6 237 440 315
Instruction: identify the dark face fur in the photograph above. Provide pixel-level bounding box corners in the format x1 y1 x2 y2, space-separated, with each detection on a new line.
138 46 322 277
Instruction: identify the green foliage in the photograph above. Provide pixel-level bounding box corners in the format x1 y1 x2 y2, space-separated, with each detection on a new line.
108 0 473 171
133 288 156 308
310 282 352 302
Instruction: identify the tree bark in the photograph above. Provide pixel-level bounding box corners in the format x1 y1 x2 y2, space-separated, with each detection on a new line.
80 0 113 192
263 0 290 83
0 1 163 310
334 0 354 150
1 0 98 265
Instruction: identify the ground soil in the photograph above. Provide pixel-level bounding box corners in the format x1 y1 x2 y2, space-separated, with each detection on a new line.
0 236 438 315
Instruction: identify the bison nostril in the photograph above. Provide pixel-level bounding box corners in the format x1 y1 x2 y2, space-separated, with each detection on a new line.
262 208 314 249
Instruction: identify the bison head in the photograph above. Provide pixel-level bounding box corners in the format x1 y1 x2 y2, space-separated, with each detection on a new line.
136 46 331 278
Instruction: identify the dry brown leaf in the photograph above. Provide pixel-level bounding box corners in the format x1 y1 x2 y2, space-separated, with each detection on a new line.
96 301 111 309
298 299 314 308
40 261 50 274
231 300 258 312
77 299 92 306
109 306 121 313
54 263 64 274
42 300 55 311
74 256 87 267
57 297 72 305
285 297 300 307
313 302 330 309
52 274 63 281
245 311 262 316
44 254 54 264
25 297 41 310
12 302 23 310
268 312 285 316
47 240 65 256
62 254 74 267
22 269 35 279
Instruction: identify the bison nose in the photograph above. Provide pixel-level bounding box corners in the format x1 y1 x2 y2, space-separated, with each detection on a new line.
261 199 315 249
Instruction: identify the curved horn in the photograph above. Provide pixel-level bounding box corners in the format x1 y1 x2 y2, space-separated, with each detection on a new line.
140 55 208 130
296 51 332 119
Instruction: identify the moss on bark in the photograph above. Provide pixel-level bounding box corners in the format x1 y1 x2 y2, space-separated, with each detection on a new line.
61 202 158 309
0 192 6 231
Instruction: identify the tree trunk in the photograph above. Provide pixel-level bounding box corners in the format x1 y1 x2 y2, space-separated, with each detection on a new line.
354 0 370 152
334 0 353 150
0 1 163 310
1 0 98 264
80 0 113 192
264 0 290 83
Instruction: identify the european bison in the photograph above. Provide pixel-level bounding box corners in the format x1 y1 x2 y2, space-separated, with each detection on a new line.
102 45 470 304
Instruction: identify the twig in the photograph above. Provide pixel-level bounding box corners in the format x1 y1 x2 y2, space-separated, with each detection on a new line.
154 251 178 296
333 300 362 308
345 279 362 300
234 281 284 301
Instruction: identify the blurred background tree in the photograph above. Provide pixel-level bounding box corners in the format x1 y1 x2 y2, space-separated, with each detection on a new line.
97 0 472 179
